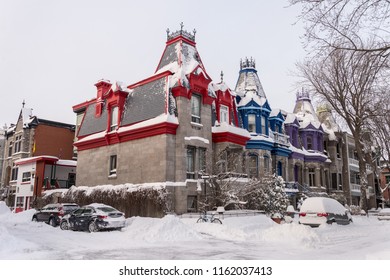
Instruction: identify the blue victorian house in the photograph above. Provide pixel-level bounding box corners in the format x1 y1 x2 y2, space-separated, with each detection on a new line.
235 58 291 179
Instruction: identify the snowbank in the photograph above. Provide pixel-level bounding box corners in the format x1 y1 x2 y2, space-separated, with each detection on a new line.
123 215 203 242
0 201 10 215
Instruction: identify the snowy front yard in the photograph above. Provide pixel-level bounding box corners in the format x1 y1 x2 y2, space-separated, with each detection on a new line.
1 204 390 260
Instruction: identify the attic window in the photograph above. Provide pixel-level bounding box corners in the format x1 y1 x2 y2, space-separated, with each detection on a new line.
110 106 119 131
220 105 228 123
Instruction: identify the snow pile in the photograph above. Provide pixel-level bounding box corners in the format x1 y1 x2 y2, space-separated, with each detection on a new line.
124 215 203 242
259 223 321 249
0 201 10 215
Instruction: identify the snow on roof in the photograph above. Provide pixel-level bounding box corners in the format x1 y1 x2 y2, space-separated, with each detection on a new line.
318 109 341 141
155 42 206 90
15 155 59 165
270 108 283 118
111 81 132 94
284 113 297 124
56 160 77 167
235 68 266 99
21 108 34 128
211 82 229 92
184 136 210 144
76 113 179 144
118 113 178 133
212 122 251 138
237 91 267 107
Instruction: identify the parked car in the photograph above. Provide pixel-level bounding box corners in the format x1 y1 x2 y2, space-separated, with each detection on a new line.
299 197 352 227
32 203 80 227
377 208 390 221
60 203 126 232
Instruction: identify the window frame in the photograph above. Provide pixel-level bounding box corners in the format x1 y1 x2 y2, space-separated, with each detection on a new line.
220 105 229 123
109 155 117 176
248 154 258 178
22 172 31 183
248 114 256 133
110 106 119 131
186 146 196 179
307 136 313 150
191 94 201 124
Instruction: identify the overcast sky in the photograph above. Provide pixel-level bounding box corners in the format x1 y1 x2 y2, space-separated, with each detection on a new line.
0 0 305 127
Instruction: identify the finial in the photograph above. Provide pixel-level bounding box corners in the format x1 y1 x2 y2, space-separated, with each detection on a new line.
166 28 170 39
180 22 184 31
193 28 196 39
220 71 224 82
22 100 25 108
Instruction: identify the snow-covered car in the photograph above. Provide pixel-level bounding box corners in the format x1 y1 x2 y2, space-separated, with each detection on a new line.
60 203 126 232
32 203 79 227
298 197 352 227
377 208 390 221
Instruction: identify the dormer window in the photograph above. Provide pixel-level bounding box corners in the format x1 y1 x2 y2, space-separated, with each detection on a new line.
110 106 119 131
248 114 256 133
261 117 266 135
220 105 228 123
307 136 313 150
191 94 201 123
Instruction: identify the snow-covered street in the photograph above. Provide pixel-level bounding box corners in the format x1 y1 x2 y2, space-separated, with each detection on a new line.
1 203 390 260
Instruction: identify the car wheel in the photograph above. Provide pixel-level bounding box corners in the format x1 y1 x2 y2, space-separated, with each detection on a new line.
60 221 69 230
49 218 57 227
32 216 38 222
88 221 98 233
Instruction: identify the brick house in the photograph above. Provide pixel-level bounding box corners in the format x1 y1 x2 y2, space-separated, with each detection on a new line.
1 106 75 207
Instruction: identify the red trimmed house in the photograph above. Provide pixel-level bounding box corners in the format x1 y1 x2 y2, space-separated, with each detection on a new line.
13 156 76 212
73 26 250 214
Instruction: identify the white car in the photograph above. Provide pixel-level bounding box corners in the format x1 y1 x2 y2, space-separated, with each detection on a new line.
377 208 390 221
299 197 352 227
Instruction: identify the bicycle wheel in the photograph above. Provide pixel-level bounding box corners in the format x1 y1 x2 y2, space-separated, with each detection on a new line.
197 218 206 223
212 218 222 224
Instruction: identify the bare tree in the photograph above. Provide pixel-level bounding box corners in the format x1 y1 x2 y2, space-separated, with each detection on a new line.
290 0 390 56
297 49 387 211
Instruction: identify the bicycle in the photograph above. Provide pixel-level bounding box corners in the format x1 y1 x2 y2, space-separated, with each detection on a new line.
196 211 222 224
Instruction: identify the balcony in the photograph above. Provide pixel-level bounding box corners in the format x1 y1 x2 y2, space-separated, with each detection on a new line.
348 158 373 173
350 184 374 195
270 131 289 146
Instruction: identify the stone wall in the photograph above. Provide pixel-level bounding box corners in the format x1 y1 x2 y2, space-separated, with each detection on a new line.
76 134 175 186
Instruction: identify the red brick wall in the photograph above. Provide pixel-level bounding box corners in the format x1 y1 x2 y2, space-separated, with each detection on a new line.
34 124 75 160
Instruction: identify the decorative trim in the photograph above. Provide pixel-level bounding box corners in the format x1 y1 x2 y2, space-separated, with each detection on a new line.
75 122 179 151
212 132 250 146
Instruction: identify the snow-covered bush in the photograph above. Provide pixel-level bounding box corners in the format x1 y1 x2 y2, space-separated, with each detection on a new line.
244 175 289 216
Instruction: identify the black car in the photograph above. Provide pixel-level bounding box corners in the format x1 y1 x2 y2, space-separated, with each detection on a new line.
32 203 80 227
60 203 126 232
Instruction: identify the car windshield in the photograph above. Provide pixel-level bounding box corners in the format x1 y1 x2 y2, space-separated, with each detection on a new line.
96 207 117 213
63 205 79 211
